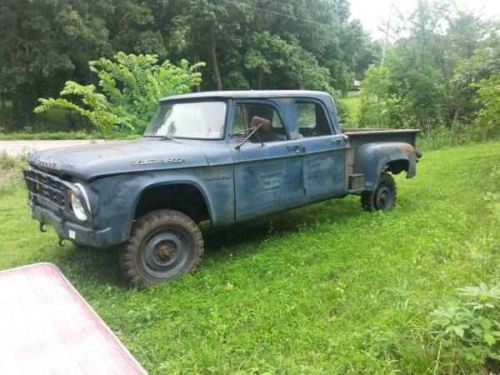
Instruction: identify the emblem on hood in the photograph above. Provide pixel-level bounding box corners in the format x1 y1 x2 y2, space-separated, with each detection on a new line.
38 160 59 169
133 158 185 166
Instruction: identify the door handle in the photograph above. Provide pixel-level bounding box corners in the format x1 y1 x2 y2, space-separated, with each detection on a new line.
287 145 305 154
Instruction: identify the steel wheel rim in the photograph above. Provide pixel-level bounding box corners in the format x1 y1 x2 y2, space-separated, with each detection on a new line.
375 185 392 210
142 228 192 278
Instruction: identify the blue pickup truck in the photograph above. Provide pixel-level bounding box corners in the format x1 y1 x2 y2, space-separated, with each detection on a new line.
24 91 421 287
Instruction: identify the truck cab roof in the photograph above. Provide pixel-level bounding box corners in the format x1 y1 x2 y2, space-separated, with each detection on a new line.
160 90 334 102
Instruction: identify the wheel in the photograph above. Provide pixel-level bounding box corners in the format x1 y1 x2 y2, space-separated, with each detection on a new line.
120 209 204 288
361 173 397 211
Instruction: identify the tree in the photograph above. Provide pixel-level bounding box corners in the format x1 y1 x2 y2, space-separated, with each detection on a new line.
358 0 500 131
34 53 204 135
1 0 378 131
474 74 500 138
0 0 112 129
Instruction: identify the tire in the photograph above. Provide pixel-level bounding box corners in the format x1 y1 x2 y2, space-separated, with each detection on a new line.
120 209 204 288
361 173 397 211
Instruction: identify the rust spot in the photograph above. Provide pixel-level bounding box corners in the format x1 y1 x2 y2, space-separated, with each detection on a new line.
399 143 416 154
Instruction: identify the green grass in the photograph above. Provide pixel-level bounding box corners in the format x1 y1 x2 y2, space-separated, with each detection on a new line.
0 142 499 374
0 130 100 140
0 131 140 140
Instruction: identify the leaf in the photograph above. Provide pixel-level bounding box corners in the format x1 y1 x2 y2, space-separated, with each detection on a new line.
483 333 496 346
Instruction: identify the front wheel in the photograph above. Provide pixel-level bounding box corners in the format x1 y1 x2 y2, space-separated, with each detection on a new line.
361 173 397 211
120 209 204 288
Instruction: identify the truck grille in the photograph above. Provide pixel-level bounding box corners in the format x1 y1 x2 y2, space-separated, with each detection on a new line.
24 169 68 212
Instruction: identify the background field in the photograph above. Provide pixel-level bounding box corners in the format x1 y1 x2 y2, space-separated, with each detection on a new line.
0 141 499 374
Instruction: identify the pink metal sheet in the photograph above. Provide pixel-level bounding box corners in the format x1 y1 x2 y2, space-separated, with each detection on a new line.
0 263 146 374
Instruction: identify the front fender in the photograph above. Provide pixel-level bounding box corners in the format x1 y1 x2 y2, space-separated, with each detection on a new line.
354 142 418 191
89 167 233 246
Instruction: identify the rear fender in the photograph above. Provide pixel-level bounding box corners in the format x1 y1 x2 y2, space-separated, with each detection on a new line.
354 142 418 191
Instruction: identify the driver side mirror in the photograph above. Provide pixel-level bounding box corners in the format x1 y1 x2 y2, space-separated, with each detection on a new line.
234 117 269 150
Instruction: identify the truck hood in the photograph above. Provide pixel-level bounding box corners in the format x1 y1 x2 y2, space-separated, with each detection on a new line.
27 139 209 180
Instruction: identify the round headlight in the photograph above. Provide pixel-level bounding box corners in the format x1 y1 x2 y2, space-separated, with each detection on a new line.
70 191 88 221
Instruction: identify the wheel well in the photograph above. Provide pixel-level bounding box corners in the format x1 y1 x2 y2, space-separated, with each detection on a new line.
385 159 409 175
135 184 210 223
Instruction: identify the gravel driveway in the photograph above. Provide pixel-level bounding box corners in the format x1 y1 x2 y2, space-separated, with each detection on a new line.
0 140 106 158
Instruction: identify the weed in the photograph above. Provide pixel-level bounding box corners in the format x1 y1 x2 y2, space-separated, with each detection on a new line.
430 283 500 371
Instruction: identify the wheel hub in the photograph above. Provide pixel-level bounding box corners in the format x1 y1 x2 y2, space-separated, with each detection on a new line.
143 230 190 274
154 240 177 265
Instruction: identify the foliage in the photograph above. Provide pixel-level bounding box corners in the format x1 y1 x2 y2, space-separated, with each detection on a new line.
431 283 500 368
473 74 500 139
0 0 377 130
0 153 25 188
338 94 361 127
358 1 500 133
34 53 203 135
358 66 407 128
0 142 499 373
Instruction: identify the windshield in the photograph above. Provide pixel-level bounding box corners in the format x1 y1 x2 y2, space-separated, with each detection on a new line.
144 101 227 139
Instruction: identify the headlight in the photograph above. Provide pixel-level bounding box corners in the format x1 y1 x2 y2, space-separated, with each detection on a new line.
70 184 91 221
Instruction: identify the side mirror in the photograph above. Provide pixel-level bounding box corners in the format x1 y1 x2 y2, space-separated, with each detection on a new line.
235 121 266 150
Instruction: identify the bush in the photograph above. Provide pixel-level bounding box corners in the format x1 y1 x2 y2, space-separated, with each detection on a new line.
474 74 500 139
430 283 500 371
34 52 204 136
358 65 409 129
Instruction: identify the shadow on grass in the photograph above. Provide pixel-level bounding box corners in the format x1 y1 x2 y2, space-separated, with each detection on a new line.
201 196 361 261
55 196 362 287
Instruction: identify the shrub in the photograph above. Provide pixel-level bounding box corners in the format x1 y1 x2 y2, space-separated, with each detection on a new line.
473 73 500 139
34 52 204 136
358 65 408 128
430 283 500 370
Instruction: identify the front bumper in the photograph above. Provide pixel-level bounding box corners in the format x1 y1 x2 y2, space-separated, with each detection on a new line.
32 204 114 249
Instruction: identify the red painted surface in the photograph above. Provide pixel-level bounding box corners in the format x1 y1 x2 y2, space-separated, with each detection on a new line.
0 263 146 374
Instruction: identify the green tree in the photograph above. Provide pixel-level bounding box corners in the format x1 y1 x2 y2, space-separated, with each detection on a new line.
474 74 500 138
0 0 112 129
1 0 378 131
34 53 204 135
359 0 499 132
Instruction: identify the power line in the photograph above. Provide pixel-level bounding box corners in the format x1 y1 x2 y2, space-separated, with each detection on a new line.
218 0 333 28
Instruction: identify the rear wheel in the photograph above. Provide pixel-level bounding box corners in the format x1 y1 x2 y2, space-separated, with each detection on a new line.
361 173 396 211
120 209 204 288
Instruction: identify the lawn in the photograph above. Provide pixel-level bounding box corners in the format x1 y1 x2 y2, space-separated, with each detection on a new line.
0 142 498 374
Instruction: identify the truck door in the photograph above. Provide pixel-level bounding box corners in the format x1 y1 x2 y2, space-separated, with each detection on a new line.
230 101 305 220
294 100 348 202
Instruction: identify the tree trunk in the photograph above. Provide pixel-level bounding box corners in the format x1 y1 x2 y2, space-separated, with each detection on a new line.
210 34 223 91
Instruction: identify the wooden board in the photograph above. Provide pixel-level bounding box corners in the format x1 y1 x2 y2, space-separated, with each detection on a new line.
0 263 146 374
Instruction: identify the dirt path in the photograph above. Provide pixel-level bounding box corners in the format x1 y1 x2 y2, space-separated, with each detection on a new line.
0 140 106 158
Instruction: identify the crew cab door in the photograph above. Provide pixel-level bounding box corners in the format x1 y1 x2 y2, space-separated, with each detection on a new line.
230 100 305 220
294 100 347 202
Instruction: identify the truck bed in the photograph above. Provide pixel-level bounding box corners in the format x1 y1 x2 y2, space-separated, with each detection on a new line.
344 128 419 148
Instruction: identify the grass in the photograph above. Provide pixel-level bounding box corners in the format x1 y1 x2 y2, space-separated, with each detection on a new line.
0 130 140 140
0 130 99 140
0 142 499 374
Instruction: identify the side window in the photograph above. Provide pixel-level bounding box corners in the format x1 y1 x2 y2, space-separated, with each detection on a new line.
296 102 332 137
231 103 287 143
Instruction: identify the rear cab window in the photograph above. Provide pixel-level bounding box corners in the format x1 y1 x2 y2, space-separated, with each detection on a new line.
296 101 333 138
